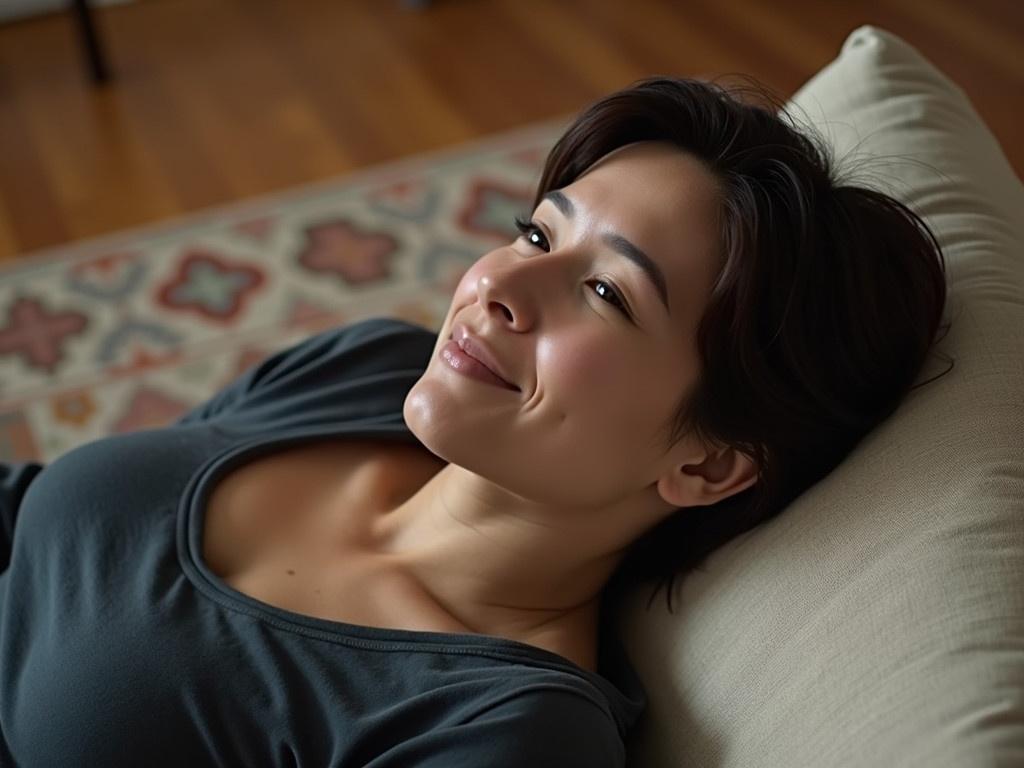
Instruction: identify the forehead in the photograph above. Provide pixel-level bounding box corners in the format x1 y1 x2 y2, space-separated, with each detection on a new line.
564 141 721 233
558 141 723 326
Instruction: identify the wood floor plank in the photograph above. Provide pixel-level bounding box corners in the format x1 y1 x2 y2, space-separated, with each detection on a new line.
328 2 479 155
369 0 593 133
20 78 184 242
972 0 1024 38
0 67 74 260
143 0 355 194
702 0 840 78
560 0 790 90
495 0 649 95
0 195 20 264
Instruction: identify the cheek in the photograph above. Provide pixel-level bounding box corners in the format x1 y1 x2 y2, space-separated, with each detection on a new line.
544 332 675 448
547 340 601 391
541 333 640 405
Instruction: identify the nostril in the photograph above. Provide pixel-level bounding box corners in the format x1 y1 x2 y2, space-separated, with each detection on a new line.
492 303 513 323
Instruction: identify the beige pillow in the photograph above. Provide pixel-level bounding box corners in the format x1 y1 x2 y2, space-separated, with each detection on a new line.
612 25 1024 767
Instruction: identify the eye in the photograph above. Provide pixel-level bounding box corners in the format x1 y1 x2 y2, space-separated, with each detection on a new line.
512 215 632 317
513 214 549 251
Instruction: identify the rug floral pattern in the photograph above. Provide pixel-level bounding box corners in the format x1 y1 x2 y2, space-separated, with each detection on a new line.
0 118 568 463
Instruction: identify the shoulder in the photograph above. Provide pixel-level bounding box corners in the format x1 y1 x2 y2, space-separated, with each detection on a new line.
173 315 439 427
480 686 625 767
295 315 437 360
337 315 437 342
249 314 438 388
395 685 625 768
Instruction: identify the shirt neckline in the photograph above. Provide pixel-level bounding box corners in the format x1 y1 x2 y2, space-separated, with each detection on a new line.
175 421 647 719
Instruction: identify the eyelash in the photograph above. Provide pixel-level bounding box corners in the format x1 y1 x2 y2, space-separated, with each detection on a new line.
511 215 631 317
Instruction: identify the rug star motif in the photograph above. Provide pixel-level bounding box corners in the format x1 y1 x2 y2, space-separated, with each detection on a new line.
0 296 89 374
156 251 266 321
296 219 400 285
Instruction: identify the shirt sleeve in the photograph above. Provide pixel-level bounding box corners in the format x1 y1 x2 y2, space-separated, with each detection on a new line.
173 316 436 427
0 460 45 574
367 688 626 768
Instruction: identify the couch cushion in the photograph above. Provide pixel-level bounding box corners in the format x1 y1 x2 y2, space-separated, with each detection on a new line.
613 24 1024 768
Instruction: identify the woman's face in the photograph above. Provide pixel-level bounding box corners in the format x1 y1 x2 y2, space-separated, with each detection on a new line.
404 140 725 510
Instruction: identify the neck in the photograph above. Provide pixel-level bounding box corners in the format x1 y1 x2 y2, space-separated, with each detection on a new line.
363 463 646 667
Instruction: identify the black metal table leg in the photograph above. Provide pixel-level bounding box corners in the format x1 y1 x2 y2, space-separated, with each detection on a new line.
71 0 111 84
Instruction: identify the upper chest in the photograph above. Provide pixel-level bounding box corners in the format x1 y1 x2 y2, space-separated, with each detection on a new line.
200 438 456 620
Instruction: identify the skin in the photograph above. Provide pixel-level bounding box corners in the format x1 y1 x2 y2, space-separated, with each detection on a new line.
368 140 759 668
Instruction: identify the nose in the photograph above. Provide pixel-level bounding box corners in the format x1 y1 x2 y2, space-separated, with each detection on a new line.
475 257 540 330
477 271 518 327
475 247 577 330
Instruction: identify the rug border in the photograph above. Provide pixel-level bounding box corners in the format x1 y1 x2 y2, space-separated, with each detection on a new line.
1 113 575 277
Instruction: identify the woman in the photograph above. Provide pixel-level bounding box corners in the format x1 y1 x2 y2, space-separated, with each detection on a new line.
0 76 950 767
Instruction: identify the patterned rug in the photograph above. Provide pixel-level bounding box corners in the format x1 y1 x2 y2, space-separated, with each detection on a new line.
0 115 571 464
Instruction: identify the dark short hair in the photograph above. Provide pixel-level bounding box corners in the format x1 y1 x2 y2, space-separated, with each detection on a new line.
528 75 954 613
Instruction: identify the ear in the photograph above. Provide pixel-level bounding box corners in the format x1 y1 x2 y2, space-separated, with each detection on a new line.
656 444 759 508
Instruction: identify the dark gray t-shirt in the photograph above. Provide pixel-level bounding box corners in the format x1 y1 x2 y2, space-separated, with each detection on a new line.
0 316 647 767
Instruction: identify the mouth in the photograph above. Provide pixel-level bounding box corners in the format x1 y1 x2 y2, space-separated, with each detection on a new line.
448 326 520 392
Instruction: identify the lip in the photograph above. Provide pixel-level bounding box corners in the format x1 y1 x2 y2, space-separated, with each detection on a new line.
450 323 520 392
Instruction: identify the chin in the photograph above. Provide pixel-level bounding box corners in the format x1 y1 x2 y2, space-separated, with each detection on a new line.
402 386 446 452
403 392 485 474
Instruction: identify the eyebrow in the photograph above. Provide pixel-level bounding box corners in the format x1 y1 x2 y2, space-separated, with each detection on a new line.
541 189 671 316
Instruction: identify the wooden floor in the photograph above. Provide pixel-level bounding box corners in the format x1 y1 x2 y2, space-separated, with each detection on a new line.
0 0 1020 264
